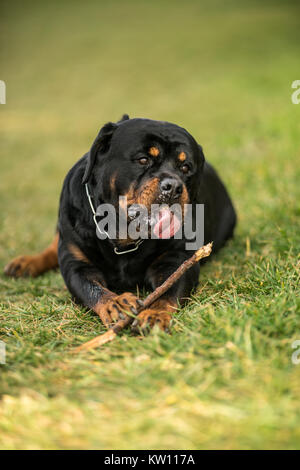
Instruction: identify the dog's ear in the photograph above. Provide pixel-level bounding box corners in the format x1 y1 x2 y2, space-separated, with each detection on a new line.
189 144 206 202
197 144 205 169
118 114 130 123
82 122 117 184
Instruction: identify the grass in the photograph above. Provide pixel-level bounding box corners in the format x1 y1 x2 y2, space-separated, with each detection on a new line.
0 0 300 450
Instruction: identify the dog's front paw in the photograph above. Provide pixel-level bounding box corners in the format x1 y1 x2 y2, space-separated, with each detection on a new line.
131 309 171 334
95 292 143 327
4 255 40 278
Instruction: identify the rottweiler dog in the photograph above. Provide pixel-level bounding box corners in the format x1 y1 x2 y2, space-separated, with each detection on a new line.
4 115 236 332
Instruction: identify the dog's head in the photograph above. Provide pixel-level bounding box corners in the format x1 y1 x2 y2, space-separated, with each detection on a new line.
83 115 205 243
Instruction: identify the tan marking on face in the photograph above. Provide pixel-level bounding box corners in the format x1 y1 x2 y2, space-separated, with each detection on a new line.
110 173 117 192
136 177 160 209
178 151 186 162
181 185 190 215
121 178 188 217
68 244 90 264
117 184 139 247
116 179 160 246
149 146 160 157
119 184 136 210
116 178 189 246
120 179 160 210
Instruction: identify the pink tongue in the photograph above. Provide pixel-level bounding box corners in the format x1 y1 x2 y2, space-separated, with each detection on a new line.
153 208 181 239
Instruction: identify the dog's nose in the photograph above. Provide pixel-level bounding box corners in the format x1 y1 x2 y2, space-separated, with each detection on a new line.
160 177 183 200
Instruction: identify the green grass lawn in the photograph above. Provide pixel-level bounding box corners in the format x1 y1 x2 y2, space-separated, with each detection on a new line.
0 0 300 450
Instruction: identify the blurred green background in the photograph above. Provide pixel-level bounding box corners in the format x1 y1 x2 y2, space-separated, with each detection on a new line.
0 0 299 450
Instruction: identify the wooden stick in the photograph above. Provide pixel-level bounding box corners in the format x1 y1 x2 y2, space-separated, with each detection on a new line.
73 242 213 352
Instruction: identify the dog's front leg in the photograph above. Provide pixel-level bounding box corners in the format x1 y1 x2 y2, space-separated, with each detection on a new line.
132 250 200 333
59 241 142 327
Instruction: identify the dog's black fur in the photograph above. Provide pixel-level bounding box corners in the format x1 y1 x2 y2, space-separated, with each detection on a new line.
5 115 236 331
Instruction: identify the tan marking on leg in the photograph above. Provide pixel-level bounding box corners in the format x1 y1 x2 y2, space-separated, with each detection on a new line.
132 297 177 332
68 243 91 264
93 292 140 328
4 233 59 278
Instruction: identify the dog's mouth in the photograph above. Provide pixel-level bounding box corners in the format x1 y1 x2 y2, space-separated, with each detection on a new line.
114 177 188 244
127 203 182 239
152 206 182 239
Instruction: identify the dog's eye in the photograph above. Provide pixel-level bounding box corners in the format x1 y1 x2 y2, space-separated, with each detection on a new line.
180 164 189 174
138 157 149 165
